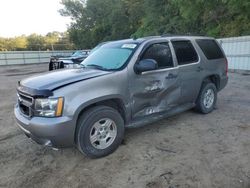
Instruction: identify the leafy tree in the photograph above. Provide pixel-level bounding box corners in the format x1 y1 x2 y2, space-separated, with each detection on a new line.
0 38 7 51
60 0 250 48
54 32 75 50
45 32 60 50
26 33 46 50
1 0 249 51
0 32 74 51
12 36 27 50
60 0 144 48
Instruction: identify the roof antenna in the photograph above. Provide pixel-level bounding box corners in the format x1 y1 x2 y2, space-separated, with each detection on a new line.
132 35 137 40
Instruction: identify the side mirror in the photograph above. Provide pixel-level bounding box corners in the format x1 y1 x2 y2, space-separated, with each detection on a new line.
134 59 158 74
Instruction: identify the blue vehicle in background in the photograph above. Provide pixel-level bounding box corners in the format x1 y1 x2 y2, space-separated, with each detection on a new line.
49 50 90 71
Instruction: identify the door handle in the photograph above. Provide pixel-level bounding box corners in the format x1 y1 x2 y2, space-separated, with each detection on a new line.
165 73 177 79
196 66 204 72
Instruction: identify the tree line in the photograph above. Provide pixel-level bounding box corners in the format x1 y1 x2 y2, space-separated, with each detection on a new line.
0 32 74 51
60 0 250 49
1 0 249 51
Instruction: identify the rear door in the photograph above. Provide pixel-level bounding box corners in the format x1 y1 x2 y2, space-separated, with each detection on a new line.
196 39 228 90
129 41 181 119
171 40 202 104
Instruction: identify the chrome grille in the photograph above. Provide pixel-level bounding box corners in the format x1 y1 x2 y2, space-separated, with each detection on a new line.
17 92 34 117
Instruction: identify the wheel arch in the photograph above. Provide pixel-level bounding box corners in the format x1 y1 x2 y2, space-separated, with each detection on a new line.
195 74 220 103
73 95 129 143
202 74 221 90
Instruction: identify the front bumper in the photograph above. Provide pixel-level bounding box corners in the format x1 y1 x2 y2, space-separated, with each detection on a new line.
14 104 75 148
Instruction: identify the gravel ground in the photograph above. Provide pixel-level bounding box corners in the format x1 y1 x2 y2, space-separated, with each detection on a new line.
0 64 250 188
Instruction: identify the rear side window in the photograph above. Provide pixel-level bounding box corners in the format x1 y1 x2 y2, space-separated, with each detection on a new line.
141 43 173 69
172 40 198 65
196 39 225 60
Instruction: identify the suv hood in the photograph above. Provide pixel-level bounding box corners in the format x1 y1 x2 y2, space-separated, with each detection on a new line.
59 56 85 60
58 56 86 64
18 68 111 97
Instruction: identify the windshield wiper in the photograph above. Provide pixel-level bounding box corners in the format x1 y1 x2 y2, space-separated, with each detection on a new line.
85 64 109 71
80 64 86 68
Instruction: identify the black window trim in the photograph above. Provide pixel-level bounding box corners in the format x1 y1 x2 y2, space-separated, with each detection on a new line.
171 39 200 66
141 64 178 75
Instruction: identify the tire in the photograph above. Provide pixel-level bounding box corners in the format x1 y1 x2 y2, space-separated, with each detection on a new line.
76 106 125 158
195 82 217 114
49 62 53 71
49 61 58 71
59 61 64 69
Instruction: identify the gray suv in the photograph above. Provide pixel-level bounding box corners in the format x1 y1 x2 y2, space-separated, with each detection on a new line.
14 36 228 158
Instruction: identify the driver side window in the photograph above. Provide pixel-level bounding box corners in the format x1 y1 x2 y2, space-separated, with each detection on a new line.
141 43 174 69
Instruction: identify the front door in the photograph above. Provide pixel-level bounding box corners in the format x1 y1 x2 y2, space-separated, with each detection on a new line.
129 41 181 120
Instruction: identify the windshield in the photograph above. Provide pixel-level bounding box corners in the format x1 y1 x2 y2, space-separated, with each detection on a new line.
81 43 137 70
72 51 85 57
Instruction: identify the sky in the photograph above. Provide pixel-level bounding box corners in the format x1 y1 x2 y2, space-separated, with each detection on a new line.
0 0 71 38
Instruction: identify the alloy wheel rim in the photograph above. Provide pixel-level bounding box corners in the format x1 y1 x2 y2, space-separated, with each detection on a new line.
203 88 215 109
89 118 117 149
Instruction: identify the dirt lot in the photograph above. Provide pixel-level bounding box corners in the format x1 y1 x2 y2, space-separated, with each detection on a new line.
0 64 250 188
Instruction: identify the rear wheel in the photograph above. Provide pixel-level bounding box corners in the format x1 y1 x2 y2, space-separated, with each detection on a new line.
59 61 64 69
76 106 124 158
195 82 217 114
49 61 54 71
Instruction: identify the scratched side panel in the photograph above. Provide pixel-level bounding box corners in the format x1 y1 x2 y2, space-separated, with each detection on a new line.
130 69 181 119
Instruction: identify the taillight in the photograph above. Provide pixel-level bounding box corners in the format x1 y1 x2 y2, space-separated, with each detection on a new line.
225 58 228 77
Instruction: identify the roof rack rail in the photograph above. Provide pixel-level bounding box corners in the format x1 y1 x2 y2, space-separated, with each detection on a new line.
161 33 206 37
141 36 160 39
161 33 180 37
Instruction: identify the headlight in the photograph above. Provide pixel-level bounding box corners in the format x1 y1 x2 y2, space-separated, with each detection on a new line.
34 97 64 117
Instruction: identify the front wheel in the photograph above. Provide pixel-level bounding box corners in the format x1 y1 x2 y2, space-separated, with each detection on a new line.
195 82 217 114
76 106 124 158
